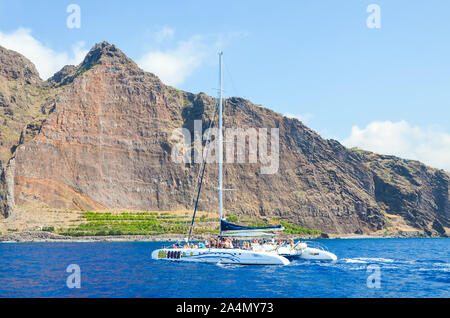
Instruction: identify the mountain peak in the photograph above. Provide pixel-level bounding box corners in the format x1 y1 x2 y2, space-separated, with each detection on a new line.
49 41 140 86
80 41 135 70
0 45 42 84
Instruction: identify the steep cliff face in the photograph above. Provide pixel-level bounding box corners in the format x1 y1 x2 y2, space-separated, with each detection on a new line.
0 42 448 235
12 42 188 211
0 46 55 217
353 151 449 235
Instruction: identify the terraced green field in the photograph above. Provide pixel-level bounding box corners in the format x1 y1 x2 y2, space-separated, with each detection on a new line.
57 211 321 237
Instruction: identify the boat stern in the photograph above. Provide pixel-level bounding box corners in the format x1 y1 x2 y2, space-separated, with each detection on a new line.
279 255 291 265
300 247 337 261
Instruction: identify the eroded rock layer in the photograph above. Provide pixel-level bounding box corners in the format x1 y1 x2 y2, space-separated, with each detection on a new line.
0 42 448 235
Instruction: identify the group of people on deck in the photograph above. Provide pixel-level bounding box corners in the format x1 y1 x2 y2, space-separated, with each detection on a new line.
171 237 296 249
172 238 234 249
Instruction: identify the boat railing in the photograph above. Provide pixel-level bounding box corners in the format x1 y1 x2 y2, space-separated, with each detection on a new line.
161 242 213 249
303 241 330 252
161 242 187 249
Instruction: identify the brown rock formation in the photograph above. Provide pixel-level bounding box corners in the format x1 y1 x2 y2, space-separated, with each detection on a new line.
0 42 448 235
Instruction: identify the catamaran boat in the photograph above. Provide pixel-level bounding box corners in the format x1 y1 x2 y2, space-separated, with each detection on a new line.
152 52 289 265
151 52 336 265
221 220 337 261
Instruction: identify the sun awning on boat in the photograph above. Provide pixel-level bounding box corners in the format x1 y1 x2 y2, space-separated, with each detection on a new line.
220 219 284 236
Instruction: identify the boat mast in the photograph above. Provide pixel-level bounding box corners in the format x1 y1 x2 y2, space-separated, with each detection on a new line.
218 52 224 232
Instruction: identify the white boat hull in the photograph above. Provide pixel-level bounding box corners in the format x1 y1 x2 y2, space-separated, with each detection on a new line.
276 247 337 261
261 243 337 261
152 248 290 265
297 247 337 261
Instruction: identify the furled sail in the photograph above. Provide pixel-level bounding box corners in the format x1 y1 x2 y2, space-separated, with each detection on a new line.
220 220 284 237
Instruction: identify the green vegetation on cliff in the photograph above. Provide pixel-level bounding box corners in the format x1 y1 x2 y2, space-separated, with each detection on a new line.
57 211 320 237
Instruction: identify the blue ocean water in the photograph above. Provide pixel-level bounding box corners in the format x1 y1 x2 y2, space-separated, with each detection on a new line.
0 238 448 298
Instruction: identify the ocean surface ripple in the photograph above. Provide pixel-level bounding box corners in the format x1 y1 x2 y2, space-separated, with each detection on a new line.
0 238 448 297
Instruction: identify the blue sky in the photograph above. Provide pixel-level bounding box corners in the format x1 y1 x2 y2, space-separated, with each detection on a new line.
0 0 449 170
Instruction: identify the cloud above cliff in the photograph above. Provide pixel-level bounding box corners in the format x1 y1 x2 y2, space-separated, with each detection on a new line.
0 28 88 80
343 120 450 171
154 26 175 42
284 113 314 125
0 26 246 87
137 30 247 86
137 35 208 86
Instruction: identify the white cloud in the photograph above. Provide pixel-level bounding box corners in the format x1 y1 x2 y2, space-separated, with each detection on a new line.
0 28 88 80
137 28 248 86
137 35 209 86
154 26 175 42
343 120 450 171
284 112 314 124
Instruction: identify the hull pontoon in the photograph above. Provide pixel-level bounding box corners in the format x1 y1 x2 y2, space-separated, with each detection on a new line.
259 241 337 261
152 247 290 265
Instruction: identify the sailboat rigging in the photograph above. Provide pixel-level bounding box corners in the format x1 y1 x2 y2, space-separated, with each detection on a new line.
151 52 337 265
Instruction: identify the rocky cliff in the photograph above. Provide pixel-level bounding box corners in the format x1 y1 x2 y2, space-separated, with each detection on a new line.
0 42 448 236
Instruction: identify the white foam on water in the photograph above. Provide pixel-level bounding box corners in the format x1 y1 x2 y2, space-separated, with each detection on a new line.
342 257 395 263
433 263 450 268
418 265 450 272
342 258 367 264
347 265 367 271
216 263 241 269
357 257 395 263
379 265 402 269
